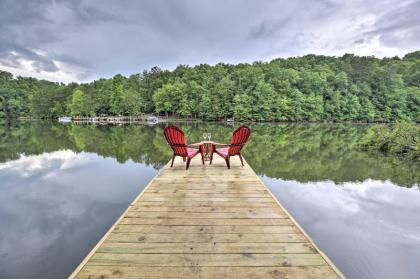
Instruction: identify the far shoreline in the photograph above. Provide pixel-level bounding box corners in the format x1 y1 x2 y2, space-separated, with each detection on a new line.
3 116 418 125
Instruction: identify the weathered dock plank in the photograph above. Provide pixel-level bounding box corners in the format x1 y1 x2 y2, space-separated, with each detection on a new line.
70 156 343 278
105 233 308 243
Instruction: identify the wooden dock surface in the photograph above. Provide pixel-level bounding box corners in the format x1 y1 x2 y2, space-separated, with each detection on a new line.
70 156 343 279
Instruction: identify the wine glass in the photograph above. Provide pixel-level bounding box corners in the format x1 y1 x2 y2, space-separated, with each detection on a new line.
207 133 212 141
202 133 208 141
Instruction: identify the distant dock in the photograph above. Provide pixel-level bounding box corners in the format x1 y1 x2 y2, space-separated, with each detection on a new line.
70 115 158 124
70 156 343 278
62 115 199 125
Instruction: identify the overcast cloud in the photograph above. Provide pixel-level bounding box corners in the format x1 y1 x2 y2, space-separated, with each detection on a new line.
0 0 419 83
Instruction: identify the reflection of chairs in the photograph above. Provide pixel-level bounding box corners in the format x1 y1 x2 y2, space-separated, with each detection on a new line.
164 125 203 170
211 125 251 169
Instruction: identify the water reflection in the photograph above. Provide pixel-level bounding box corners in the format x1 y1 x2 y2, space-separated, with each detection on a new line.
0 121 419 279
263 177 420 279
1 121 419 185
0 150 157 278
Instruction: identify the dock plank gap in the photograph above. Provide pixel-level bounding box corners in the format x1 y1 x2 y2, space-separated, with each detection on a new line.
70 156 344 279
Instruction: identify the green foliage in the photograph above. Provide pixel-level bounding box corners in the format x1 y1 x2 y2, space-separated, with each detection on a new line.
110 74 126 115
153 81 188 116
1 51 420 121
358 122 420 161
69 89 92 116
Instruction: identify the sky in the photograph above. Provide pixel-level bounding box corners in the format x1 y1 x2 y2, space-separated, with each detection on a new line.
0 0 419 83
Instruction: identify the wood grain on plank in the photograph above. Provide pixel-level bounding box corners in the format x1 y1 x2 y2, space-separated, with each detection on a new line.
120 218 293 226
106 233 308 243
78 265 339 279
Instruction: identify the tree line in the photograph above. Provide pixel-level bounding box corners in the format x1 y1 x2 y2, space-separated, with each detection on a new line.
1 51 419 122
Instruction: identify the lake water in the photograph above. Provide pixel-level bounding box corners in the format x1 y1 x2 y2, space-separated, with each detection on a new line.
0 121 419 279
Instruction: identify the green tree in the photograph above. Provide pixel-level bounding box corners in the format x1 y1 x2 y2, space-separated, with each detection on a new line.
69 89 91 116
233 93 253 120
153 81 187 117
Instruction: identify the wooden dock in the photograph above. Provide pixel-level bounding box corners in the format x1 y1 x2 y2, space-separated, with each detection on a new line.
70 156 344 279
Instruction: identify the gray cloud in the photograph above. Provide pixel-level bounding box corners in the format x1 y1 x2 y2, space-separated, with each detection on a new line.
0 43 59 72
363 0 420 49
0 0 123 76
0 0 419 82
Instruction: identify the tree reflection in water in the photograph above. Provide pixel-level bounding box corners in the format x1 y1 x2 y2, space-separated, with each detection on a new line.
1 121 418 186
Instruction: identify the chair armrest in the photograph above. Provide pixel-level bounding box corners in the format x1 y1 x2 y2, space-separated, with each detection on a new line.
214 143 230 148
187 143 200 149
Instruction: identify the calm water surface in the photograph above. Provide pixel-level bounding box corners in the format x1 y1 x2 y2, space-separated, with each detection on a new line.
0 121 419 279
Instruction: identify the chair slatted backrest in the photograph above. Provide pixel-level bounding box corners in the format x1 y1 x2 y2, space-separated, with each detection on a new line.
229 125 251 156
164 125 188 157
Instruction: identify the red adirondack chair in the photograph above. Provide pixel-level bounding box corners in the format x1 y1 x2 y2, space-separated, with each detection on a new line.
211 125 251 169
164 125 203 169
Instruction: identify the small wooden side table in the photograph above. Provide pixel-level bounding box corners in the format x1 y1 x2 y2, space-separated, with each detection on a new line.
199 141 215 162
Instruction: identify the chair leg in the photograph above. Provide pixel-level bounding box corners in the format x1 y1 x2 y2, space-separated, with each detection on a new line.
186 157 191 170
225 157 230 169
239 154 244 166
198 145 205 165
171 154 176 167
210 145 214 164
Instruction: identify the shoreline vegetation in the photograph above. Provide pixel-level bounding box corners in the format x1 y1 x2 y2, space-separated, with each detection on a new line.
0 51 419 122
9 115 420 125
358 122 419 162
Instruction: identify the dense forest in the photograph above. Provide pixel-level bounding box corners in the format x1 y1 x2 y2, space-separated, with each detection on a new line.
1 51 419 122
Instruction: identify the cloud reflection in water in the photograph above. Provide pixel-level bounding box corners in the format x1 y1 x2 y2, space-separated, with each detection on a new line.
262 177 420 279
0 150 157 279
